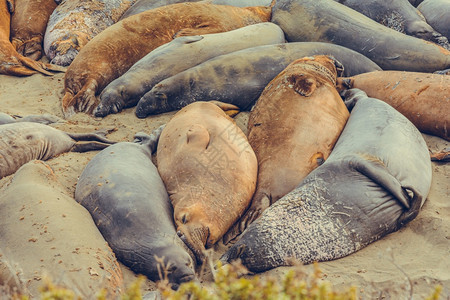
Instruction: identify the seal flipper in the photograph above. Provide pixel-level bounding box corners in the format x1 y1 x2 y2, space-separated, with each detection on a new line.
66 129 116 145
70 141 113 152
430 148 450 162
223 194 271 244
208 100 240 117
186 124 210 150
134 124 166 154
173 24 219 38
62 78 98 117
351 155 412 210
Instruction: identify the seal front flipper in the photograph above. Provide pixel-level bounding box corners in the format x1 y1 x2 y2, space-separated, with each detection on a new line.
186 124 211 149
223 194 271 244
350 155 412 210
208 100 240 117
62 78 98 117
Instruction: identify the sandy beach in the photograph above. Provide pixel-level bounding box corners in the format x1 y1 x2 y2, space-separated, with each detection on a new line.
0 69 448 299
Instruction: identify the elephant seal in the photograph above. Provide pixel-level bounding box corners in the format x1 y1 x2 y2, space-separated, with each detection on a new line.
337 70 450 141
61 2 272 117
0 160 123 298
418 0 450 40
135 42 380 118
334 0 449 49
224 55 350 243
44 0 136 66
95 22 285 117
0 0 64 76
0 112 63 125
221 88 432 272
157 102 257 263
10 0 58 60
271 0 450 72
75 128 196 289
119 0 200 20
0 122 115 179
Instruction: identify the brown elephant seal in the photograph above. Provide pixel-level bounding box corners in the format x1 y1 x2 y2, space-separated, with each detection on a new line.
224 55 350 243
0 112 63 125
95 22 285 117
157 102 257 263
43 0 136 67
336 70 450 141
135 42 380 118
271 0 450 72
335 0 450 49
418 0 450 40
119 0 200 20
75 128 196 289
0 122 115 179
61 2 272 117
0 0 65 76
0 160 123 298
10 0 58 60
221 88 432 272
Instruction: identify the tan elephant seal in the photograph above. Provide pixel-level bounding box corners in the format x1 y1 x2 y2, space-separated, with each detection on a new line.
0 160 123 298
156 101 258 263
224 55 350 243
61 1 273 117
0 0 64 76
10 0 58 60
336 70 450 141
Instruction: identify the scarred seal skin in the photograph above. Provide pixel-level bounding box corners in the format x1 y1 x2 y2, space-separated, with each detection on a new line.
44 0 136 67
223 55 350 243
335 0 450 49
135 42 380 118
156 102 257 264
418 0 450 40
75 128 196 289
0 160 123 298
95 22 285 117
10 0 58 60
0 0 65 76
337 70 450 141
61 2 272 117
221 88 432 273
271 0 450 72
0 122 115 179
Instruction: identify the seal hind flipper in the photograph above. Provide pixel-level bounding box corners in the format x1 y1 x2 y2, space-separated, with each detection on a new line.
134 124 166 154
66 131 116 145
173 24 218 38
350 155 412 210
209 100 240 117
70 141 113 152
2 65 37 76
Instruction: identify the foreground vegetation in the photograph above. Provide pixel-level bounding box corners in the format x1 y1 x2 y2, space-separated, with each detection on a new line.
1 261 443 300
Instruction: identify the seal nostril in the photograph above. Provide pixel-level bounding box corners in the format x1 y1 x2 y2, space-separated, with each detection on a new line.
177 230 183 237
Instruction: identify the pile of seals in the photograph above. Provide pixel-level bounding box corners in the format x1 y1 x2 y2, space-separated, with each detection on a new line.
0 0 449 297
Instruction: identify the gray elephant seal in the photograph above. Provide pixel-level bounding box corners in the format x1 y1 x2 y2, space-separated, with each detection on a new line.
135 42 380 118
95 22 285 117
335 0 449 49
0 122 115 179
271 0 450 72
0 160 123 298
0 112 63 125
418 0 450 40
221 88 432 272
75 127 196 289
